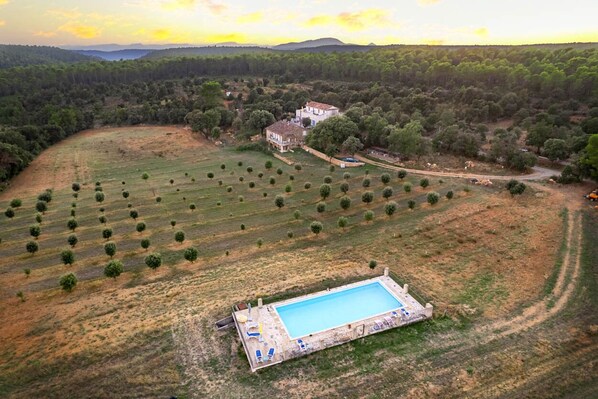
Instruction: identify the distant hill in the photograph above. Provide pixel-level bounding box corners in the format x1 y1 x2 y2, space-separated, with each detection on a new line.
273 38 345 51
0 45 93 68
291 44 374 53
74 49 153 61
142 46 273 59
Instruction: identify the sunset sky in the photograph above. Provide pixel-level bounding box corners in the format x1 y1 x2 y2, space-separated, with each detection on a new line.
0 0 597 47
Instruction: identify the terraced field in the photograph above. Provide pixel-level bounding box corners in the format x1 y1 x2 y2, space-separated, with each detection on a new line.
0 126 595 398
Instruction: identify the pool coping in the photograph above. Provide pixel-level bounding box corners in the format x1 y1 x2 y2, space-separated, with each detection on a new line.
273 279 405 340
232 269 434 372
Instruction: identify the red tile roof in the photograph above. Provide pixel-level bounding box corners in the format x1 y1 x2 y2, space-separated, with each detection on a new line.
306 101 338 111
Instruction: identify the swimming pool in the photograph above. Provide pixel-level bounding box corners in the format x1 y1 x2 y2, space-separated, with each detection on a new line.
275 281 403 339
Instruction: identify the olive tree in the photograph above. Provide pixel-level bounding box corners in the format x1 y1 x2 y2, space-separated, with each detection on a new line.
4 207 15 218
340 182 349 193
398 170 407 179
10 199 22 208
274 195 285 209
104 242 117 258
340 196 352 210
145 253 162 270
361 191 374 205
324 175 333 184
184 247 199 263
364 210 374 222
369 260 378 269
310 221 323 236
26 241 39 255
337 216 348 230
174 230 185 244
362 178 371 188
420 178 430 189
129 209 139 220
104 260 124 279
67 234 78 247
319 184 331 200
189 203 196 211
60 249 75 265
141 239 150 250
36 201 47 214
382 186 394 200
59 273 77 292
403 182 412 193
427 192 440 205
384 201 398 217
316 202 326 213
446 190 454 199
72 183 81 192
102 228 113 240
38 190 52 203
122 191 129 199
304 182 312 190
142 172 149 180
29 224 41 239
99 215 107 225
35 213 42 224
408 200 416 210
381 173 391 184
67 218 78 231
170 220 176 228
293 210 301 220
95 191 105 203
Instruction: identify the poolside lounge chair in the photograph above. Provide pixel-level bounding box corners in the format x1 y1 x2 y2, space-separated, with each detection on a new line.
266 347 275 361
391 311 400 318
384 316 394 326
245 321 259 329
255 349 263 363
246 331 261 339
373 320 384 330
401 308 410 317
297 339 308 351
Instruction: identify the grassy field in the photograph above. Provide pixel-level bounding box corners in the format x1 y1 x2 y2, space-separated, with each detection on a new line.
0 126 595 398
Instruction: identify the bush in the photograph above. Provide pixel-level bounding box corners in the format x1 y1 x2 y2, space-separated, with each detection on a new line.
238 161 243 167
385 201 398 217
509 182 527 196
104 260 124 279
287 230 294 238
37 191 52 203
294 164 302 171
238 195 244 202
316 202 327 213
293 210 301 220
129 209 139 220
67 234 78 247
269 177 276 185
249 181 255 188
285 184 292 193
274 195 285 209
145 253 162 270
398 170 407 179
189 203 196 211
238 176 244 182
364 210 374 222
337 216 348 230
446 190 454 199
35 213 42 224
257 238 263 248
174 230 185 244
310 221 323 235
381 173 391 184
60 249 75 265
258 172 264 178
265 160 273 169
340 182 349 193
71 183 81 192
369 260 378 269
324 175 333 184
319 184 331 199
70 209 76 217
67 218 78 231
26 241 39 255
276 168 283 175
226 186 233 193
408 200 416 210
10 199 22 208
361 191 374 205
102 228 113 240
207 172 214 179
343 172 351 180
141 238 150 250
220 164 226 170
329 165 335 172
362 178 371 188
170 220 176 228
247 166 253 173
304 182 311 190
263 192 268 197
122 191 129 199
427 192 440 205
420 178 430 188
403 182 412 193
184 247 199 263
24 268 31 277
59 273 77 292
506 179 519 190
104 242 117 258
156 196 162 203
236 142 273 155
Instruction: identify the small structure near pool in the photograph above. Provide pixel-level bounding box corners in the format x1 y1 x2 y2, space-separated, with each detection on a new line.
232 269 433 372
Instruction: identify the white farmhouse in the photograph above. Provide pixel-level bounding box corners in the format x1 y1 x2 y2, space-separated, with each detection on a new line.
295 101 340 127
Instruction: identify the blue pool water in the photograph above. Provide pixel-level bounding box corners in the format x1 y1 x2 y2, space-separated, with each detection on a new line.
275 282 403 339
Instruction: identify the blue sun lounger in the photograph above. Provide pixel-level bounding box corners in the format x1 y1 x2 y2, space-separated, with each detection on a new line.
255 349 263 363
266 347 275 360
297 339 307 351
246 331 261 338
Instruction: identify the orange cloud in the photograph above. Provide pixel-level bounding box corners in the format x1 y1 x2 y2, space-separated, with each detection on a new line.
58 22 101 39
237 11 263 24
305 9 392 31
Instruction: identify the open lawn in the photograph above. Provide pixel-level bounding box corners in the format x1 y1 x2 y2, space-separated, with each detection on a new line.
0 126 595 398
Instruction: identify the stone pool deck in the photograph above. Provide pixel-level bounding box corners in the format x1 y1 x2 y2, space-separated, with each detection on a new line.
233 270 433 372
